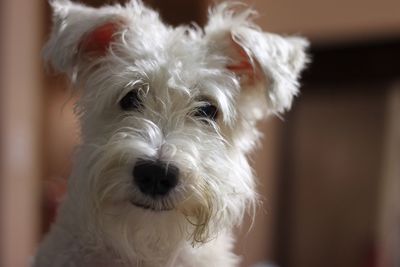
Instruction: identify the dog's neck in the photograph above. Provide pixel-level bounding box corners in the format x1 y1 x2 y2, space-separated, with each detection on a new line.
36 192 240 267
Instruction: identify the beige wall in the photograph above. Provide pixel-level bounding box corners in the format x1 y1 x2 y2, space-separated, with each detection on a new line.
0 0 44 266
248 0 400 43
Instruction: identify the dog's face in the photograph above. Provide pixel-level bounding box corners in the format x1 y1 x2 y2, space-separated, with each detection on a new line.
45 0 308 263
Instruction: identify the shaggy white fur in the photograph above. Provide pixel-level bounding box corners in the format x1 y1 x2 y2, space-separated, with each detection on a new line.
34 1 308 266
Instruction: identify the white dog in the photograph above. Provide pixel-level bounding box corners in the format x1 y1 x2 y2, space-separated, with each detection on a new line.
34 1 308 266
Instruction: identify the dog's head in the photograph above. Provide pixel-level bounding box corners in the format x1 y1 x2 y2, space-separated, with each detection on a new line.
45 0 308 263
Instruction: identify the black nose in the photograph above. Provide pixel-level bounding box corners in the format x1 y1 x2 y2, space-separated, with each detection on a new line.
133 160 179 197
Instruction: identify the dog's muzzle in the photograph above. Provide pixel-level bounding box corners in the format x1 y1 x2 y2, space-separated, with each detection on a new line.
133 160 179 198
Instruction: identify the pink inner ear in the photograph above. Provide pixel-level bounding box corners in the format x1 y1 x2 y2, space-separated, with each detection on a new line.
226 60 252 72
226 41 254 73
226 38 263 85
79 21 120 56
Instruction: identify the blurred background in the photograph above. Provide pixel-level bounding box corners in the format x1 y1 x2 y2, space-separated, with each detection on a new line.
1 0 399 267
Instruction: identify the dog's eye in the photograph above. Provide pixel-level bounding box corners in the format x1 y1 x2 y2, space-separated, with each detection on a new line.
194 103 218 121
119 90 143 111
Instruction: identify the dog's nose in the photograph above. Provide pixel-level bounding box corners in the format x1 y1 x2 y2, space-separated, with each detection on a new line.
133 160 179 197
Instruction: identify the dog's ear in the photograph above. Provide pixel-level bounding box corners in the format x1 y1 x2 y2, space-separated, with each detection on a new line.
44 0 150 80
205 3 309 114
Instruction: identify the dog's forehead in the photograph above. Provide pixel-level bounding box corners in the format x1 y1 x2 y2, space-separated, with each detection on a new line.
121 27 230 97
132 28 206 68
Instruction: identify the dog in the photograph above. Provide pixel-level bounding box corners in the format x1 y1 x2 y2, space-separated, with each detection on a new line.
34 1 308 266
